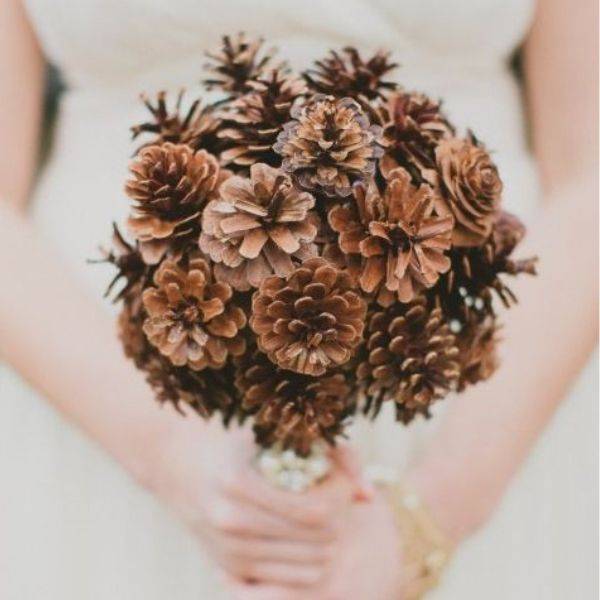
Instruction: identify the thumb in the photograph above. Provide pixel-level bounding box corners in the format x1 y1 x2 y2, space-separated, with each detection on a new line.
329 444 375 503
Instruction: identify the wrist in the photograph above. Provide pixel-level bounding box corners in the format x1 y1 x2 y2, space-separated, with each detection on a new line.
405 456 495 545
134 403 208 493
115 404 182 491
140 406 252 495
373 475 454 599
99 369 187 491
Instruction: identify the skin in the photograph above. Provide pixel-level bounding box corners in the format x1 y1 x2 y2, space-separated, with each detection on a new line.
0 0 597 598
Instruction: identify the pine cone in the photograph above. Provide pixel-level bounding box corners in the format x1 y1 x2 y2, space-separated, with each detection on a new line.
142 258 246 370
303 47 398 101
250 257 367 376
328 168 453 305
182 104 223 154
204 33 279 96
235 349 352 455
101 224 151 302
490 209 527 258
145 354 239 422
455 316 499 392
274 95 382 197
131 91 195 148
118 290 239 421
357 298 460 423
434 133 502 247
200 163 318 291
125 143 226 264
436 211 537 320
218 70 307 168
118 295 153 369
378 91 454 183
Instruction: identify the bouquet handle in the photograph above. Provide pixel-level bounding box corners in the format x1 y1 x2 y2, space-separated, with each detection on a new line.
256 443 331 492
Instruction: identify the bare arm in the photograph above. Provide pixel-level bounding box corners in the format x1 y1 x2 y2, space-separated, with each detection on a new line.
408 0 598 542
0 0 186 481
0 0 44 208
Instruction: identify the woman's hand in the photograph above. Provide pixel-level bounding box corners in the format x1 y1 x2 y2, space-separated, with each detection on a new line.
321 488 404 600
147 411 360 588
226 452 404 600
226 489 404 599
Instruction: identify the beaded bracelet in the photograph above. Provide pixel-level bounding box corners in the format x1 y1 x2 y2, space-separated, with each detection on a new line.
365 465 454 599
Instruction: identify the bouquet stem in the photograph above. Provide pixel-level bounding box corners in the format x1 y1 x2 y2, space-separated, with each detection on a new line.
255 442 331 492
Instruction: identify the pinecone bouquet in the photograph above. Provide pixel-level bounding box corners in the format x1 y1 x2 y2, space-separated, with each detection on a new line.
100 34 535 492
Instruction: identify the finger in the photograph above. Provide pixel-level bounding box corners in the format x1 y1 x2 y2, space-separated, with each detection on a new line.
329 444 375 502
230 467 353 528
205 500 337 543
221 535 334 565
227 560 325 588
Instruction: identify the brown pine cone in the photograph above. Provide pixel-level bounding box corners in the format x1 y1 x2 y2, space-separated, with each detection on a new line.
101 223 151 302
378 91 454 183
142 257 246 370
250 257 367 376
455 316 499 392
492 210 528 258
200 163 318 291
131 90 210 148
436 211 537 320
273 94 382 197
145 354 239 422
204 33 279 96
218 70 307 168
182 105 223 154
357 298 460 423
118 295 153 369
328 168 453 305
235 350 352 455
125 143 226 264
118 291 239 421
303 47 398 101
435 133 502 247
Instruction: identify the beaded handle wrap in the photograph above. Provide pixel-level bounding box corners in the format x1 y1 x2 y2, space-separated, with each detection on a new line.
256 442 331 492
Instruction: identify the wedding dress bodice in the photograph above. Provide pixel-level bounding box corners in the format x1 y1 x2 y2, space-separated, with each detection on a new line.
25 0 534 91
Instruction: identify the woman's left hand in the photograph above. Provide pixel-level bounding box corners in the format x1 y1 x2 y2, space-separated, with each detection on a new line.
225 465 405 600
321 488 404 600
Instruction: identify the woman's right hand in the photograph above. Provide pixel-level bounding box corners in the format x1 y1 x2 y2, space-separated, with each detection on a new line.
146 410 357 588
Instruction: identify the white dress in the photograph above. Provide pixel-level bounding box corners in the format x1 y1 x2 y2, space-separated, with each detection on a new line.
1 1 597 598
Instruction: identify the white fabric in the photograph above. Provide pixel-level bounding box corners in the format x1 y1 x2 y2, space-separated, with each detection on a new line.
1 0 597 598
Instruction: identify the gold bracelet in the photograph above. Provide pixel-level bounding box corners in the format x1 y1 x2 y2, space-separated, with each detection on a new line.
365 466 454 599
